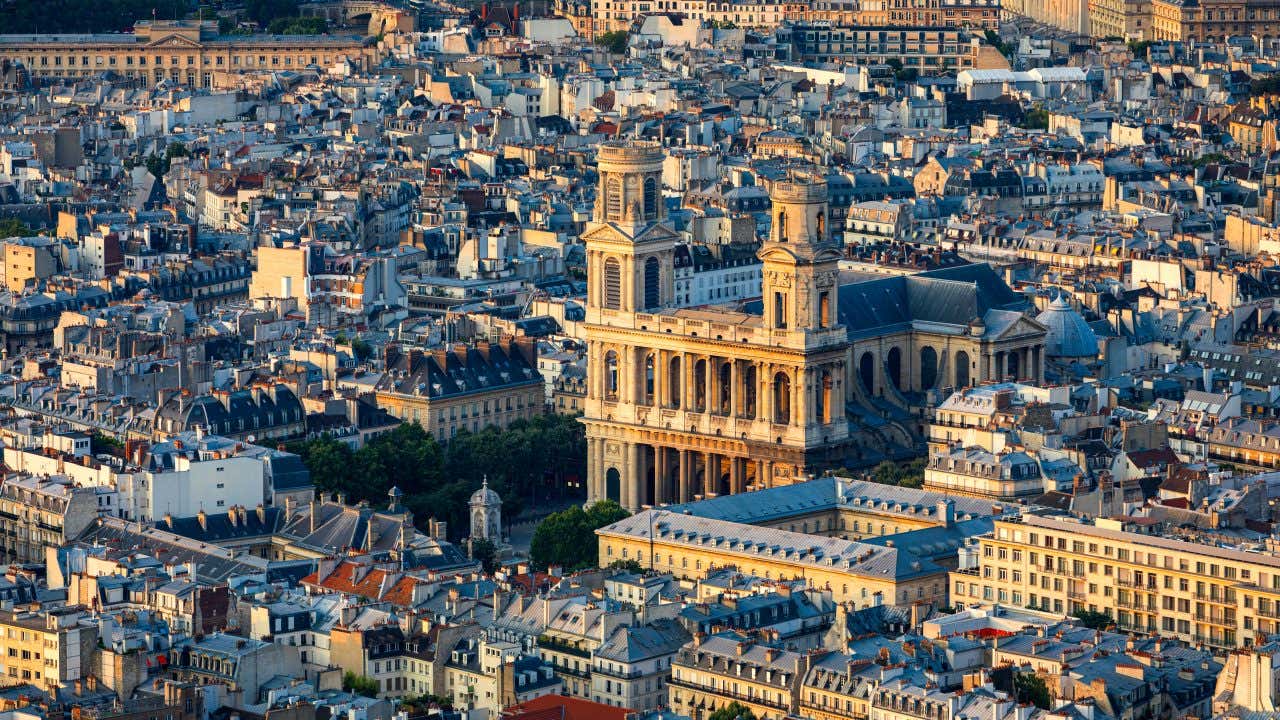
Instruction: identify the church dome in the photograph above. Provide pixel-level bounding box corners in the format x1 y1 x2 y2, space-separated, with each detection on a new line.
1036 295 1099 360
470 478 501 506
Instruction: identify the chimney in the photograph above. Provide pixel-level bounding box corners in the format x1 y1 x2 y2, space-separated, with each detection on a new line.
256 504 265 526
228 507 238 527
197 509 207 531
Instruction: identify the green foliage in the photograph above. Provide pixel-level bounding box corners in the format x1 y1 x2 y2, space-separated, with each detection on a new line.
1250 76 1280 97
0 0 187 33
529 500 630 571
0 218 33 239
470 538 499 574
244 0 299 25
351 338 372 361
266 16 328 34
608 559 644 573
1127 39 1154 58
289 414 587 538
983 29 1015 58
145 142 190 179
869 459 926 489
595 30 629 54
1071 609 1114 630
401 694 453 710
1014 673 1052 710
1020 107 1050 130
709 702 757 720
90 432 125 457
1191 153 1228 168
343 672 380 698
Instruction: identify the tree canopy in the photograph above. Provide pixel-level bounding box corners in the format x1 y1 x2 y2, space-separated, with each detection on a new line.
529 500 630 570
1014 673 1052 710
595 30 630 54
342 672 379 698
0 218 34 239
709 702 757 720
288 413 587 538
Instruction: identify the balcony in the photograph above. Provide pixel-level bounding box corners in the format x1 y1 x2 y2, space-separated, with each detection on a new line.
537 636 590 659
667 677 790 712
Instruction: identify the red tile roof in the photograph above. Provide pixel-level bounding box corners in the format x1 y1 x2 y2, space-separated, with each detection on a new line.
501 695 632 720
300 560 419 606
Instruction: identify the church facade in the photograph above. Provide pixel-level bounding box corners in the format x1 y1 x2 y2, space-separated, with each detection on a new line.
582 141 1048 510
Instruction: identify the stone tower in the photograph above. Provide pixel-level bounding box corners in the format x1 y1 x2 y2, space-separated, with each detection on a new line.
469 477 502 542
585 141 677 314
760 175 842 334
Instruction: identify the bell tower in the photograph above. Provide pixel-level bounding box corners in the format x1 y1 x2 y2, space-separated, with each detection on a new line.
584 141 676 315
760 175 842 335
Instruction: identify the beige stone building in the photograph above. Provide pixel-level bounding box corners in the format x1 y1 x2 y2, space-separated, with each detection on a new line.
669 634 812 720
1148 0 1280 41
948 512 1280 650
1088 0 1150 39
582 142 1045 510
0 20 375 88
373 339 544 441
597 509 951 606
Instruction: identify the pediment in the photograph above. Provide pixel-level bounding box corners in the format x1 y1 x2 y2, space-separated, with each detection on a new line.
991 314 1048 340
145 34 205 48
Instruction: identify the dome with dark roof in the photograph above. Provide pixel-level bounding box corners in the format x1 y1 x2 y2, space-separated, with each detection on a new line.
470 477 501 507
1036 295 1099 360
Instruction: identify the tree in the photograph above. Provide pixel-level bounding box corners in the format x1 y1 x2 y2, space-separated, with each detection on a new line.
595 30 629 54
1071 609 1114 630
470 538 499 574
1014 673 1051 710
266 16 328 34
0 218 33 239
351 338 372 362
244 0 300 25
529 500 630 570
1127 39 1154 58
869 459 925 489
91 433 125 457
343 672 380 698
709 702 757 720
1020 107 1049 130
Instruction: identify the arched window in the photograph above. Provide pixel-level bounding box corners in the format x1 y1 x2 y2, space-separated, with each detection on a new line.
602 258 621 309
643 177 658 217
773 292 787 329
921 346 938 389
644 354 655 405
777 208 787 241
816 212 825 241
743 365 757 418
606 177 623 219
604 351 619 400
818 291 831 328
887 347 902 390
643 256 660 310
773 371 791 425
694 358 707 412
669 355 682 409
718 362 732 415
956 350 971 387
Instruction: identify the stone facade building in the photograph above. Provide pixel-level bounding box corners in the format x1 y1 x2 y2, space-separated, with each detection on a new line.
582 142 1046 510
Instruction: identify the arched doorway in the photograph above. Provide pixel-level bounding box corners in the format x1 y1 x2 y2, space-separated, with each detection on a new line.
920 347 938 390
859 352 875 392
669 356 682 408
605 468 621 503
693 358 707 411
886 347 902 390
955 350 970 388
743 365 757 418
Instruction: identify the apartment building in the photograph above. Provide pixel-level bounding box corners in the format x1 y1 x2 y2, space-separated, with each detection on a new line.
950 512 1280 650
597 510 951 606
0 606 97 690
373 338 544 441
0 20 375 89
669 634 812 720
778 23 986 72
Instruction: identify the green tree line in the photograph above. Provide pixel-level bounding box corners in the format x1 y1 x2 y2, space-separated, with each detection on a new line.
0 0 188 33
287 413 587 538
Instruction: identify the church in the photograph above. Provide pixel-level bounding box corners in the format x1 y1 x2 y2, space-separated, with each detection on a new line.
582 141 1047 510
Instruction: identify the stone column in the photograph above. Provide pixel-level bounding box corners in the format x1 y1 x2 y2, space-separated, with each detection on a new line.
624 443 640 510
758 459 773 489
760 363 773 423
654 350 666 408
707 357 719 415
706 453 721 496
587 437 601 502
730 457 746 495
652 446 666 506
995 351 1005 381
795 368 809 427
677 450 690 504
729 360 740 418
